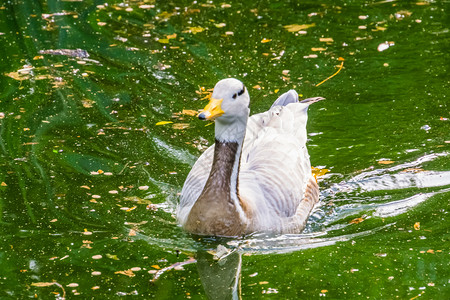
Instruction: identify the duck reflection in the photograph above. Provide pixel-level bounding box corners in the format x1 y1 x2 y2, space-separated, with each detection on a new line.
196 245 242 300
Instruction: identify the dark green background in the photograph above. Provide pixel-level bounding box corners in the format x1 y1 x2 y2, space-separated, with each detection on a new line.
0 0 448 299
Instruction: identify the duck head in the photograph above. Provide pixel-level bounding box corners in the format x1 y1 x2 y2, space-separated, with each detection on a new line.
198 78 250 124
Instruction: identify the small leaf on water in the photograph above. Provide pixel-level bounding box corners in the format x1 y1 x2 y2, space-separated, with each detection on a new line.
173 123 190 130
151 265 161 270
115 270 135 277
155 121 173 126
261 38 272 43
312 166 329 180
414 222 420 230
187 26 204 34
283 23 315 32
126 206 137 212
106 253 120 260
378 160 394 164
66 283 79 287
32 282 55 287
349 217 364 224
319 37 334 43
182 109 198 116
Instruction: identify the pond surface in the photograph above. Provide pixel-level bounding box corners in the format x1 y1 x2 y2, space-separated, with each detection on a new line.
0 0 449 299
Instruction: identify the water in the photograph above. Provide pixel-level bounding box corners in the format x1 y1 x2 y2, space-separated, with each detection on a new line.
0 0 448 299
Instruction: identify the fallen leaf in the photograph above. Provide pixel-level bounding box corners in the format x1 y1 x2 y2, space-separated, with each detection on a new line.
106 253 119 260
157 38 170 44
261 38 272 43
187 26 204 34
115 269 135 277
311 47 327 51
66 283 79 287
173 123 190 130
349 217 364 224
126 206 137 212
151 265 161 270
319 37 334 43
378 160 394 165
182 109 198 116
284 23 315 32
155 121 173 126
312 166 329 180
414 222 420 230
31 282 55 287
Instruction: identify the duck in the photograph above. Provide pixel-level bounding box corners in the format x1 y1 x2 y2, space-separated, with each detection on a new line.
177 78 323 237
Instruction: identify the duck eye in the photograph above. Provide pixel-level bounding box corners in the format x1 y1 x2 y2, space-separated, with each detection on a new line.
238 87 245 96
232 93 237 99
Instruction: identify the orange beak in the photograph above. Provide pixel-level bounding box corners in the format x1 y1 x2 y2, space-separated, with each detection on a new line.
198 98 225 120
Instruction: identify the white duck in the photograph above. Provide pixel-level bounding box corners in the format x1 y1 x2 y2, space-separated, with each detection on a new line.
177 78 323 236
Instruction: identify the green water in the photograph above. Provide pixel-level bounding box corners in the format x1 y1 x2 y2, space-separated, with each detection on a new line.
0 0 448 299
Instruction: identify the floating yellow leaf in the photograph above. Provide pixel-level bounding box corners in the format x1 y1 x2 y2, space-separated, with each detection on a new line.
182 109 198 116
284 23 315 32
126 206 137 212
31 282 55 287
261 38 272 43
259 281 269 285
426 249 434 254
106 253 119 260
414 222 420 230
166 33 177 39
349 217 364 224
157 11 174 20
155 121 173 126
312 166 329 180
115 269 135 277
215 23 226 28
128 229 137 236
173 123 190 130
151 265 161 270
188 26 204 34
157 38 170 44
319 37 334 43
311 47 327 51
378 160 394 165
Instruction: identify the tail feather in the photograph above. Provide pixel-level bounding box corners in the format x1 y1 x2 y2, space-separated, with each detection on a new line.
300 96 325 105
271 90 298 108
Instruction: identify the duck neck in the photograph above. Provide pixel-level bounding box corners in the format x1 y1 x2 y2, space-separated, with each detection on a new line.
211 117 247 202
184 116 248 235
